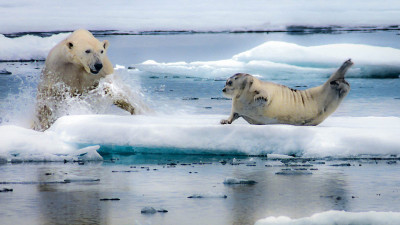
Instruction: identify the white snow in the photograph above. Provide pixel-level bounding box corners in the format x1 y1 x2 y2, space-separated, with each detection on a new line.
1 0 400 34
0 33 68 61
3 114 399 161
23 114 400 157
0 125 102 162
255 210 400 225
135 42 400 79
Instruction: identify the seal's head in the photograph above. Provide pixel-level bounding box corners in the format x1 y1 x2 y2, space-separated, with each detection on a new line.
222 73 253 98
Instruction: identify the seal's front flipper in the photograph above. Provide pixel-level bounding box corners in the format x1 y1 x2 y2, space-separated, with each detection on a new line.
220 112 240 125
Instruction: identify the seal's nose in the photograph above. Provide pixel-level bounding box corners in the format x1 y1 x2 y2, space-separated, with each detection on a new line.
222 88 226 92
94 63 103 71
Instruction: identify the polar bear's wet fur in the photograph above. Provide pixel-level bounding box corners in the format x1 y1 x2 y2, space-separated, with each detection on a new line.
33 29 143 131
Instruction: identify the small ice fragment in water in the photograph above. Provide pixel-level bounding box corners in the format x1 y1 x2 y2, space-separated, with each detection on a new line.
223 177 257 185
266 154 294 159
275 170 312 175
0 188 13 192
141 207 157 214
265 161 285 167
0 69 12 75
100 198 120 201
330 163 351 167
187 194 227 198
287 162 313 167
182 97 199 100
157 208 168 213
64 177 100 183
0 156 7 164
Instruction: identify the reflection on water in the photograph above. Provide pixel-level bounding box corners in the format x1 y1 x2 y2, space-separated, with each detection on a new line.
1 157 400 224
36 166 108 225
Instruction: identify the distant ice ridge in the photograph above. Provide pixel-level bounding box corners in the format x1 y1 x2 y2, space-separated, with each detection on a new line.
255 210 400 225
135 41 400 79
0 33 68 61
44 114 400 157
1 0 400 33
2 33 400 79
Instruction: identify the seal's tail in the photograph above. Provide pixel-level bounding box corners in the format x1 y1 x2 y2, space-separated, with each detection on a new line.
327 59 353 83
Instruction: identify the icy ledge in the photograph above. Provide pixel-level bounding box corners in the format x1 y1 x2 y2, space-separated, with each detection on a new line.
0 125 103 162
1 114 399 160
255 210 400 225
47 114 400 157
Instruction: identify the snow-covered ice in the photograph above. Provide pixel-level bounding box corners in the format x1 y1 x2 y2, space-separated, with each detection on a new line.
135 41 400 79
1 114 399 161
0 125 102 162
255 210 400 225
0 33 68 61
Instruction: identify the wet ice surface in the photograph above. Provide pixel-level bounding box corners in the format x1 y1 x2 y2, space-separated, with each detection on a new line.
1 157 400 225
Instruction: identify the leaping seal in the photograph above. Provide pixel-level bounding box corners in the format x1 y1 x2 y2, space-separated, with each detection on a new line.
220 59 353 126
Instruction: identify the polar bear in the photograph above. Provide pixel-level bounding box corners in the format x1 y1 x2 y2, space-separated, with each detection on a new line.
221 59 353 126
33 29 142 131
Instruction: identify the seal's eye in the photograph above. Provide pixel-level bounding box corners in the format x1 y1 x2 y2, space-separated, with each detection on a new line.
85 49 91 54
100 50 104 54
234 77 239 80
227 80 233 86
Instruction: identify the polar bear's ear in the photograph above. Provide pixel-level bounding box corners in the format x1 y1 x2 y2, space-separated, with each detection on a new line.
67 42 74 50
103 40 110 50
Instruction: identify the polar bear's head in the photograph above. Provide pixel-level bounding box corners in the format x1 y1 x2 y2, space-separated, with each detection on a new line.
222 73 253 98
65 29 110 75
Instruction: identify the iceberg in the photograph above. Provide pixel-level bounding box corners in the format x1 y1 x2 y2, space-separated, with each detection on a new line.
135 42 400 79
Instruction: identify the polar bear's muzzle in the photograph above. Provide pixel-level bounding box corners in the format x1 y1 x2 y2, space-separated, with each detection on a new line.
89 62 103 74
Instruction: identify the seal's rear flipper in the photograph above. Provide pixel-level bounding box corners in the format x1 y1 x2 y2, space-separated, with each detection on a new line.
326 59 353 84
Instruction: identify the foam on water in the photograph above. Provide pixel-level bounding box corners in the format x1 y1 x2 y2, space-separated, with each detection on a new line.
255 210 400 225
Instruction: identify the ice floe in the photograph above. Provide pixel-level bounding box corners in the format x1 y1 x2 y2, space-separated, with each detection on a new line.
135 42 400 79
2 114 398 161
255 210 400 225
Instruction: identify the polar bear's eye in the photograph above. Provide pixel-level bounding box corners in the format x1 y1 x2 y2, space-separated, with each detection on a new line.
85 49 91 54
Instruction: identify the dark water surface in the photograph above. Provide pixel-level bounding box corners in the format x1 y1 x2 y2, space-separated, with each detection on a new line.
1 157 400 225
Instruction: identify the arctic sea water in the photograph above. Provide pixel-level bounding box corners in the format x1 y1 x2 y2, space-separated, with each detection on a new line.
1 31 400 224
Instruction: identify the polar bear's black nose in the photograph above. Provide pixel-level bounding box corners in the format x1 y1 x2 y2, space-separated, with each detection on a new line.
94 63 103 71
